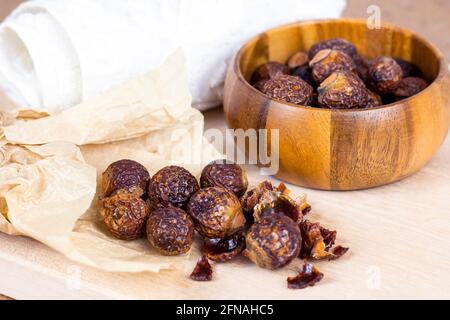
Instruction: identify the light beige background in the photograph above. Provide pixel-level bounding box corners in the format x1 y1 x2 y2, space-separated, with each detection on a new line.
0 0 449 300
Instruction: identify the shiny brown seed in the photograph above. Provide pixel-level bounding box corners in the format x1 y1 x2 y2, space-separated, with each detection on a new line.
318 71 369 109
99 190 150 240
393 77 428 98
203 231 245 262
287 51 309 69
148 166 199 210
354 54 370 84
368 56 403 94
200 159 248 197
101 159 150 198
250 61 290 85
187 187 246 239
309 49 357 84
308 38 358 60
244 213 302 270
259 74 313 106
146 207 194 256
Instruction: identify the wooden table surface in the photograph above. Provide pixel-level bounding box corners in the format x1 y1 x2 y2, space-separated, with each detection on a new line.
1 0 450 300
0 107 449 300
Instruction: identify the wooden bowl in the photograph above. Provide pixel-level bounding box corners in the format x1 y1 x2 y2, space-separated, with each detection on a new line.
223 19 450 190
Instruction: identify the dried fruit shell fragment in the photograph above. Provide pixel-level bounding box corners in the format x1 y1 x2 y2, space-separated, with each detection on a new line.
287 263 324 289
241 180 310 224
299 219 348 261
190 255 213 281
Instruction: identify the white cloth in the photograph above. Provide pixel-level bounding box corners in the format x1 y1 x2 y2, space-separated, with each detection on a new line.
0 0 346 113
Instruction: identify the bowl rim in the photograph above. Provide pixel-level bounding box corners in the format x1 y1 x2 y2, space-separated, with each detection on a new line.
234 18 449 113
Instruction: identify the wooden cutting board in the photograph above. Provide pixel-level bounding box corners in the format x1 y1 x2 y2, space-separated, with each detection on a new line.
0 107 449 300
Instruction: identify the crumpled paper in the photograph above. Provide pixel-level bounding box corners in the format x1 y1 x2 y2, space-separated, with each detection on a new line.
0 49 220 272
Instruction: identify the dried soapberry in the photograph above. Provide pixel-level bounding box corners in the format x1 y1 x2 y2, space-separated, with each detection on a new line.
100 190 150 240
101 159 150 198
366 90 383 108
187 187 246 239
291 64 315 87
309 49 357 84
200 159 248 197
253 79 268 92
287 263 324 289
354 54 370 83
203 231 245 262
146 207 194 256
244 214 302 270
368 56 403 94
241 181 310 224
393 77 428 98
287 51 309 69
394 58 422 78
318 71 369 109
308 38 358 60
299 219 348 261
250 61 289 85
259 75 313 106
190 255 213 281
148 165 199 210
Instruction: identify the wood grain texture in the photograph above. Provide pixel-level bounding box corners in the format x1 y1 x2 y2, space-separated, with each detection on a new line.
0 108 449 300
223 19 450 190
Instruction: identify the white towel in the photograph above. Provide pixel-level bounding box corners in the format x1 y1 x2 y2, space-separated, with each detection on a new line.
0 0 346 113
